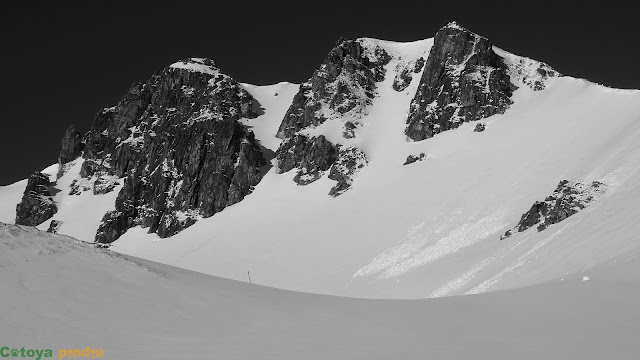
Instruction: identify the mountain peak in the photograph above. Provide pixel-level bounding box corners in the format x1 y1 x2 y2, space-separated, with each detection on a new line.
443 21 464 30
439 21 485 39
169 57 220 75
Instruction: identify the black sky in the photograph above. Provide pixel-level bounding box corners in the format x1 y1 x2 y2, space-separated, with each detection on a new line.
1 0 638 185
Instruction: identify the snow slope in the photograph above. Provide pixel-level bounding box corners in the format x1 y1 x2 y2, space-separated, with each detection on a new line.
110 40 640 298
2 38 640 299
240 81 300 151
2 223 640 360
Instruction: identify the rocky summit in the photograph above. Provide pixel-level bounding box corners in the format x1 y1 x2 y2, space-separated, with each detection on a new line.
406 22 516 141
56 58 266 243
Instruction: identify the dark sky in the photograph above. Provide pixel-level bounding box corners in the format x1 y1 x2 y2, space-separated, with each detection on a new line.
1 1 638 185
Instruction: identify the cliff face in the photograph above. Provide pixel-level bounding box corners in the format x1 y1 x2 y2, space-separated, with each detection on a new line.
57 125 84 179
15 172 58 226
58 58 266 243
405 22 517 141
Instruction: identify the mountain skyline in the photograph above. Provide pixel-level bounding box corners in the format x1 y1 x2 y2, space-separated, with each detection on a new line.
1 0 640 185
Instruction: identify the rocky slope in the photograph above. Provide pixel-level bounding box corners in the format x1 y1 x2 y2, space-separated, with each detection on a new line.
501 180 608 239
57 58 266 243
273 38 392 196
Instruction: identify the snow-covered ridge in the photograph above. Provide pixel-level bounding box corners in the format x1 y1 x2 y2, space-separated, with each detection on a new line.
494 47 560 90
3 222 640 358
169 57 220 76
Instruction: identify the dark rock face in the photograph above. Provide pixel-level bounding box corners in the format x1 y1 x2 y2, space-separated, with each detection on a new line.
275 135 367 196
392 67 413 92
405 22 517 141
275 135 338 185
15 172 58 226
327 147 368 197
57 125 85 179
414 57 425 73
514 180 607 234
276 39 391 139
95 210 130 244
403 153 427 165
473 123 486 132
46 220 63 233
64 58 266 243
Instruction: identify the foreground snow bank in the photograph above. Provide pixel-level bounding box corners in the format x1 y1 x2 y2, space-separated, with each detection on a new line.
2 223 640 359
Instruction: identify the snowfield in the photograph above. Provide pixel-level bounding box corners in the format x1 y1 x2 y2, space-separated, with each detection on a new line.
2 223 639 359
2 38 640 300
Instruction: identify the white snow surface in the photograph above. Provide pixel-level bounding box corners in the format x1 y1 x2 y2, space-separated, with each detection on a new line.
2 39 640 300
240 81 300 151
2 223 640 359
169 57 219 75
0 179 26 223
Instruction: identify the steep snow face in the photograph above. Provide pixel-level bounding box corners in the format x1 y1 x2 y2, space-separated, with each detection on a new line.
299 37 433 146
240 82 300 151
3 223 640 359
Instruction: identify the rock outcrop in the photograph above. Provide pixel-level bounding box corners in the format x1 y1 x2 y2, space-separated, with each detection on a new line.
15 172 58 226
274 134 367 196
276 38 391 139
57 126 85 179
403 153 427 165
327 147 368 197
46 219 63 233
392 57 425 92
405 22 517 141
63 58 266 243
501 180 607 239
275 135 338 185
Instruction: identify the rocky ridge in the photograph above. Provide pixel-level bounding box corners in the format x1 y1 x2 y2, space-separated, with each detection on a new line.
276 38 391 140
274 38 392 196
